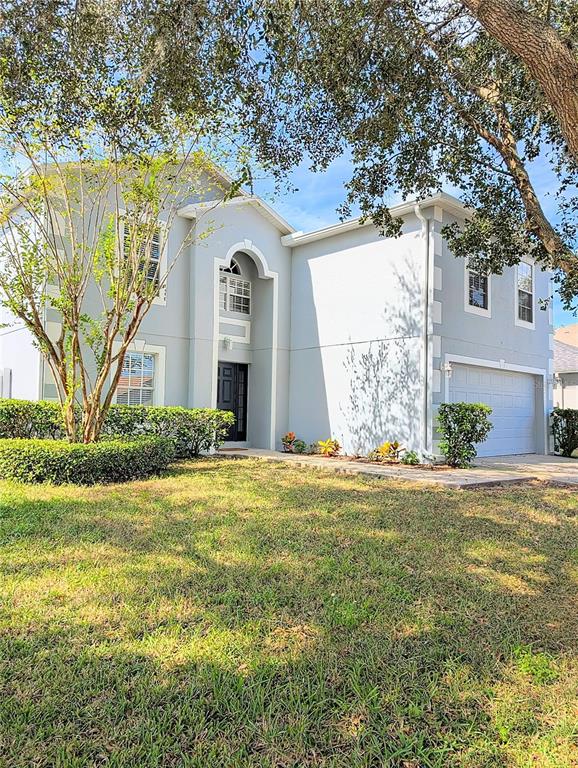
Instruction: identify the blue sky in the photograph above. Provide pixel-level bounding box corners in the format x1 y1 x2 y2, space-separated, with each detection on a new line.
254 152 575 329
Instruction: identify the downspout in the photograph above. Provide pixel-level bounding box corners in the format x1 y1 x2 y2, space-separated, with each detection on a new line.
414 204 430 456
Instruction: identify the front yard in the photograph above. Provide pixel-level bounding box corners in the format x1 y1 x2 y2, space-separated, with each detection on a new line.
0 458 576 767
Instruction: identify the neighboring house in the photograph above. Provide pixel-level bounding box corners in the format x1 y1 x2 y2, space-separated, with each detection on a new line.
0 183 553 458
554 322 578 348
553 336 578 409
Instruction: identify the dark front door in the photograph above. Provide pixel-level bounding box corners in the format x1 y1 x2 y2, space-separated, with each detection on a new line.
217 362 248 441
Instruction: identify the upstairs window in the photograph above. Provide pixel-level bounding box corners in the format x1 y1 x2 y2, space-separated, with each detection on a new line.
464 263 491 317
123 222 162 288
227 276 251 313
468 270 489 311
517 262 534 324
219 258 251 315
116 351 155 405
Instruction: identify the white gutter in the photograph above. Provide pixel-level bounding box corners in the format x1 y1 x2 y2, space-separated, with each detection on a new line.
414 203 431 457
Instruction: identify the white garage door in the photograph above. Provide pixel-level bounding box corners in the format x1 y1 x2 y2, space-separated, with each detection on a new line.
448 364 537 456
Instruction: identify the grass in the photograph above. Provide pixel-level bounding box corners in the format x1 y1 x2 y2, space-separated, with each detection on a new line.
0 457 577 768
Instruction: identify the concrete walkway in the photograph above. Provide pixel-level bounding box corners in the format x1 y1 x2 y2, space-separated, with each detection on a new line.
477 454 578 485
215 448 573 489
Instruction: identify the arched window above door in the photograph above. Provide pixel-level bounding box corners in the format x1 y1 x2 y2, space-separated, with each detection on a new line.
219 255 251 314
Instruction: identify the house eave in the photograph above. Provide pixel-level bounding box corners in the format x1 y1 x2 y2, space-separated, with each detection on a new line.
280 192 471 247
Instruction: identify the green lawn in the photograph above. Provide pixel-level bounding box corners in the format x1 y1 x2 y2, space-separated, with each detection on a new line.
0 459 577 767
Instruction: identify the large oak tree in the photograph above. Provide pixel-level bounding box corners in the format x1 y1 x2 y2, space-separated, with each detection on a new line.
237 0 578 307
2 1 577 309
138 0 578 306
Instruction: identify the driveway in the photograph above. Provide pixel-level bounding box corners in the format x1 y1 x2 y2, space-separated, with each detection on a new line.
477 454 578 485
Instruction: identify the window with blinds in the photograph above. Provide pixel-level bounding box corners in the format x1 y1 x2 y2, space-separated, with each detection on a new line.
227 276 251 314
517 262 533 324
123 222 162 288
219 259 251 314
468 270 489 310
116 351 155 406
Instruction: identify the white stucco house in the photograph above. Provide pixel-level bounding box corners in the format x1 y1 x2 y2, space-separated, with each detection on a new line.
0 176 554 458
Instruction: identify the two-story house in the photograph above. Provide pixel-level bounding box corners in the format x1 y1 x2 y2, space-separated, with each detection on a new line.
0 178 553 458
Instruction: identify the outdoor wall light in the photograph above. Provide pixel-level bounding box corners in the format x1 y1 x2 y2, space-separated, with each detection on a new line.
441 362 453 377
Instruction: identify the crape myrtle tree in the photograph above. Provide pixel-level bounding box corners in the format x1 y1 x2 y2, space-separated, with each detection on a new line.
0 136 222 443
135 0 578 307
0 0 250 442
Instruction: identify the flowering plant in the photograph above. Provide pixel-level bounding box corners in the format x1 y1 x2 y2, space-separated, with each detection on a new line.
281 432 297 452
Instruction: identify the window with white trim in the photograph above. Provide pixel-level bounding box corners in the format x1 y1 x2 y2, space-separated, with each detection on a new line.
468 270 489 310
116 351 155 405
219 258 251 315
517 262 533 324
123 221 162 288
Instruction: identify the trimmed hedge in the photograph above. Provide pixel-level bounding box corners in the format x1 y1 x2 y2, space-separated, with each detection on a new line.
0 436 175 485
551 408 578 457
0 400 234 457
0 399 65 439
100 405 235 457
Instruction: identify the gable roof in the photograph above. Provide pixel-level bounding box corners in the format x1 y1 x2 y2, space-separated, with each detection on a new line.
177 195 295 236
554 339 578 373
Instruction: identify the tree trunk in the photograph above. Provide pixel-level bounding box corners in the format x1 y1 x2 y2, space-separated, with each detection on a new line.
63 399 77 442
461 0 578 162
83 400 104 443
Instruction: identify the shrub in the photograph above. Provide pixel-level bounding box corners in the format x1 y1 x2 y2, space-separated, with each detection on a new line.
0 399 66 439
0 436 175 485
293 439 307 454
0 400 234 457
436 402 492 467
368 440 403 462
101 406 234 457
317 438 341 456
551 408 578 457
400 450 420 465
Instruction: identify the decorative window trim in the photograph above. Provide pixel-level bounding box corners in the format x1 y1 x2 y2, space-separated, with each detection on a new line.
464 260 491 318
221 257 242 275
119 212 168 307
515 258 535 330
111 341 166 406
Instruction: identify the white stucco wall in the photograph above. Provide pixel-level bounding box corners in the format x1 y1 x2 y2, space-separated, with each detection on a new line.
0 205 43 401
0 315 42 400
288 215 426 455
